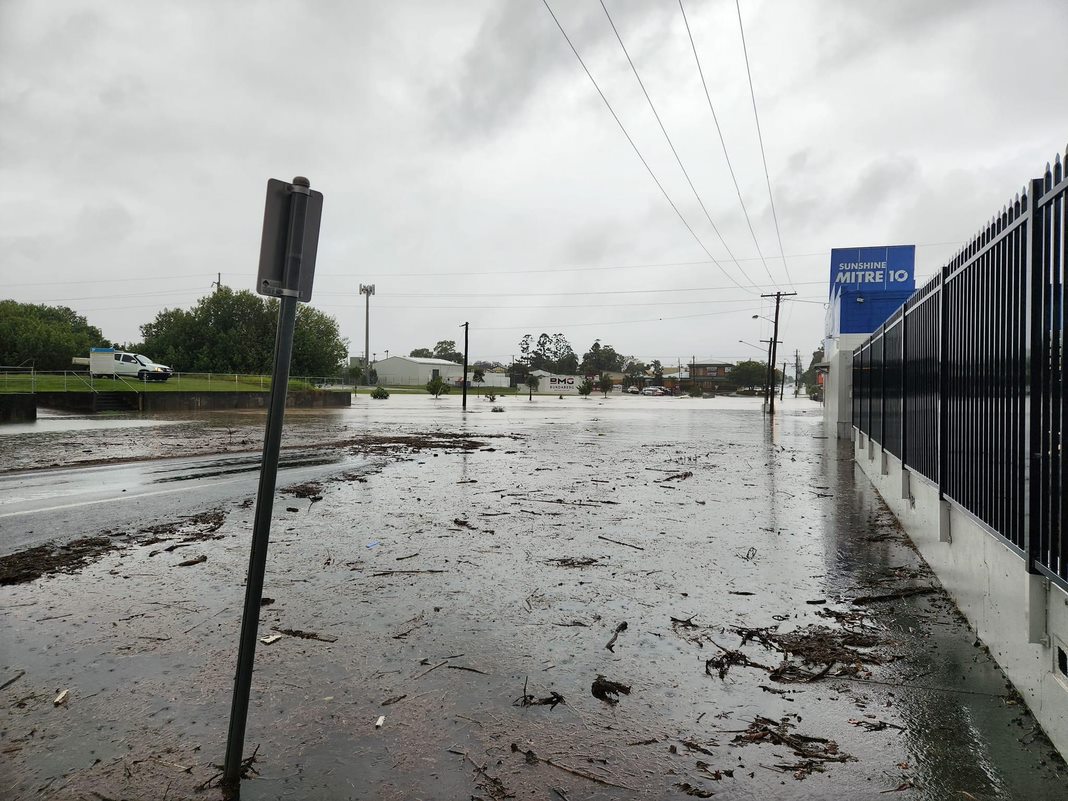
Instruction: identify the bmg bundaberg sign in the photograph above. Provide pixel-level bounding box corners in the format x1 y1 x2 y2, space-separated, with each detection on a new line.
829 245 915 296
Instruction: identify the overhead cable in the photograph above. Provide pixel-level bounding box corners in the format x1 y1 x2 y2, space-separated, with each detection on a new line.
599 0 760 289
734 0 794 290
540 0 754 293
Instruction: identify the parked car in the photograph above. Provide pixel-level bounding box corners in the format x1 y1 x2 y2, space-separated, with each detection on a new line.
640 387 665 396
624 386 640 394
90 348 173 382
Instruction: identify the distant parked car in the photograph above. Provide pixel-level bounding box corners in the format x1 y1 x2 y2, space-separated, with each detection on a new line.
90 348 173 382
625 386 639 394
640 387 665 396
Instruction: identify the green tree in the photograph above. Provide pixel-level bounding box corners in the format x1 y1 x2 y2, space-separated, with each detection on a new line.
578 378 593 398
580 340 626 374
138 289 347 375
597 373 614 398
650 360 664 385
472 367 485 395
426 375 451 398
803 346 825 395
0 301 109 370
432 340 464 364
525 372 540 400
730 360 782 392
410 347 434 358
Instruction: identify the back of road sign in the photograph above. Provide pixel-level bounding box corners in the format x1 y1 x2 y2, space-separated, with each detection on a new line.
257 178 323 302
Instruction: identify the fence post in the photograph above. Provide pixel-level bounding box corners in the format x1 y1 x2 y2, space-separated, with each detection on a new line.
937 272 951 542
1025 177 1044 573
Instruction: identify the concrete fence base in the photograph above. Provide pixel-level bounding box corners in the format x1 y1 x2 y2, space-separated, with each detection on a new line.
854 431 1068 757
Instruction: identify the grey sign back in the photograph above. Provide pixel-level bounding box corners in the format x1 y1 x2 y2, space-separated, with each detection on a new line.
256 178 323 302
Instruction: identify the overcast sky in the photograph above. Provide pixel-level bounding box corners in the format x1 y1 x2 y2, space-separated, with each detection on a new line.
2 0 1066 369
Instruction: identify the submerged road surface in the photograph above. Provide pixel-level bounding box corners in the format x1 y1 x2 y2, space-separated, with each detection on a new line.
1 396 1064 800
0 449 367 557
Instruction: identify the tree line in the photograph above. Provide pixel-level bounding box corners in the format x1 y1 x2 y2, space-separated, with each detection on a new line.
1 291 348 376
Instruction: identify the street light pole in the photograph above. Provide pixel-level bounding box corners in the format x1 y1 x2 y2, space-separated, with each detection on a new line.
460 321 469 411
359 284 375 385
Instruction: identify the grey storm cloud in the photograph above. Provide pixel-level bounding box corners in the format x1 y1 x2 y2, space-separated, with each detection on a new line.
1 0 1067 365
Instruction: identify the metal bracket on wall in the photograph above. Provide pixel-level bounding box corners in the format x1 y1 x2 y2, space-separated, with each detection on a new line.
1025 574 1050 646
938 499 952 544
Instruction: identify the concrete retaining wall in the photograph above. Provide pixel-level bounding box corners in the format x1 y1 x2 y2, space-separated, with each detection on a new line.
34 390 351 414
853 430 1068 756
0 394 37 423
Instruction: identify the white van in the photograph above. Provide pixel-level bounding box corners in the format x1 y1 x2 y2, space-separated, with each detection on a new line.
89 348 173 382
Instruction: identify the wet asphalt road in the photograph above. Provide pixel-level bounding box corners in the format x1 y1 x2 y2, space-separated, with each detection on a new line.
0 449 365 557
1 395 1065 800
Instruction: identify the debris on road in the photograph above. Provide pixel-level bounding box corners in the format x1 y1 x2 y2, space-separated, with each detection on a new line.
53 689 70 706
1 670 25 691
591 674 631 704
175 555 207 567
259 634 283 645
851 587 939 604
597 535 644 551
605 621 628 652
375 715 385 729
274 628 338 643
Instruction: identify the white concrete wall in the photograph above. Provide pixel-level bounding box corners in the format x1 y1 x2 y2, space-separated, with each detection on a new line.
854 433 1068 756
823 333 868 439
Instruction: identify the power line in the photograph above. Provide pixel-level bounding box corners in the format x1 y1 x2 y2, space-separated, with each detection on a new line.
678 0 775 287
315 282 825 298
599 0 760 289
540 0 754 293
5 242 962 288
475 305 760 331
735 0 794 290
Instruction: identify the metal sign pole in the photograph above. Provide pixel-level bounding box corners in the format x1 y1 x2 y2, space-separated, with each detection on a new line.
223 177 321 794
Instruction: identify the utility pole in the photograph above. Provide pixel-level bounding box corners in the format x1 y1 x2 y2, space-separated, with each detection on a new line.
760 291 796 415
794 349 802 397
460 321 469 411
781 361 787 401
359 284 375 385
212 272 222 293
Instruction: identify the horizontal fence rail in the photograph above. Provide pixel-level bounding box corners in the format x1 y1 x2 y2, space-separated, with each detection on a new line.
0 369 357 394
854 147 1066 590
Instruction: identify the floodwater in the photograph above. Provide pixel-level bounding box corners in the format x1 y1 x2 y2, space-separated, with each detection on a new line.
0 394 1064 800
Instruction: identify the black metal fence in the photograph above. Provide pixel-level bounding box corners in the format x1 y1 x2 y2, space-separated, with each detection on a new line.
853 147 1066 591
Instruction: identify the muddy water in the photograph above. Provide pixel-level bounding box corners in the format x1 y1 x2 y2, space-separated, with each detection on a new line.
1 395 1064 800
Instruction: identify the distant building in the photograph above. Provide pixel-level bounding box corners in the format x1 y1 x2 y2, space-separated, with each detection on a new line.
691 362 733 392
371 356 464 386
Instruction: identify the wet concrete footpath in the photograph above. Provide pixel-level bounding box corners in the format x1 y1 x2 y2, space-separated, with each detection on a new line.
1 396 1065 800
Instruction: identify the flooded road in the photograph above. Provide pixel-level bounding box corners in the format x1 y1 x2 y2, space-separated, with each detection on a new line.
1 395 1063 800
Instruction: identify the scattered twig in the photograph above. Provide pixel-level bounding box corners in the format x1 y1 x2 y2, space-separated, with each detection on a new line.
175 555 207 567
447 665 489 675
510 743 636 791
851 587 938 604
605 621 628 652
414 660 449 680
370 569 447 577
597 535 644 551
1 670 25 691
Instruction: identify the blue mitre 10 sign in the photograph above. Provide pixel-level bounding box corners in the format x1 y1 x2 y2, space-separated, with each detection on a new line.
829 245 915 297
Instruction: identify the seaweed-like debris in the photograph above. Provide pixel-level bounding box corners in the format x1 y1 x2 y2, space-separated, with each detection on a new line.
591 674 631 704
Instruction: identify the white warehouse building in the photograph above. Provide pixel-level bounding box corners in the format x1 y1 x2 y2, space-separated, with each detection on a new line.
369 356 465 386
